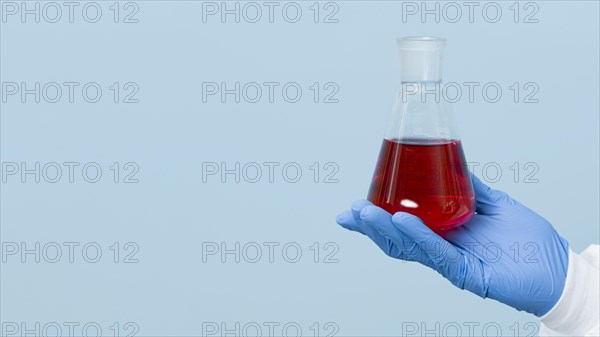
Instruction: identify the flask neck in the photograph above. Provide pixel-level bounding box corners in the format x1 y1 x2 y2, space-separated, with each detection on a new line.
388 37 458 142
399 50 444 82
399 81 446 105
397 37 445 83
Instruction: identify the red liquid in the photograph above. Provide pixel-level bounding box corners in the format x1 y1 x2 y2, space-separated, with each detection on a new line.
367 138 475 233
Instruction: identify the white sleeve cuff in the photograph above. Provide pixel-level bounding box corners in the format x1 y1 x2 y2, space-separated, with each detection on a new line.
539 245 600 337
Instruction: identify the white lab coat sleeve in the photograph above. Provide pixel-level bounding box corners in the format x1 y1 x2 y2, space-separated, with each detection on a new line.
538 244 600 337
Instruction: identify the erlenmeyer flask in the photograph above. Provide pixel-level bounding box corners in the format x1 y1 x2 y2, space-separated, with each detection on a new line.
367 37 475 234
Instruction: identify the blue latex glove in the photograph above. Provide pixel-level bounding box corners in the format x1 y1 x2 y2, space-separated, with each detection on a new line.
336 174 569 316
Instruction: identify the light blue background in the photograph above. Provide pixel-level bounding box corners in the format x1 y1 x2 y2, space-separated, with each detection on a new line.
1 1 599 336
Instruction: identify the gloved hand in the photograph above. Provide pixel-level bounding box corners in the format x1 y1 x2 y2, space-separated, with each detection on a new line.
336 174 569 316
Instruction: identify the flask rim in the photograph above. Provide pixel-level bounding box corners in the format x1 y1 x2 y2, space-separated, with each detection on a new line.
397 36 446 50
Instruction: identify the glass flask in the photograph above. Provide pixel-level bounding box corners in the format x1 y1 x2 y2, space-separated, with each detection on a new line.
367 37 475 234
